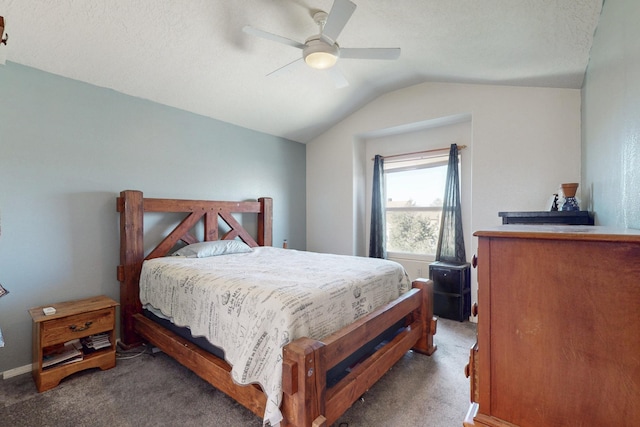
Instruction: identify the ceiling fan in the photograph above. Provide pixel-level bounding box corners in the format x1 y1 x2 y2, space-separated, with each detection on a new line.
242 0 400 87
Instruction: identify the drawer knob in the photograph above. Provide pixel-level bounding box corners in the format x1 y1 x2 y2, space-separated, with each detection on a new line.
472 255 477 268
69 321 93 332
472 303 478 317
465 363 470 378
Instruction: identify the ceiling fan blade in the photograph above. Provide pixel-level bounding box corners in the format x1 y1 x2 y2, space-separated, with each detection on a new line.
243 26 306 50
323 0 357 42
339 47 401 60
267 57 304 77
327 66 349 88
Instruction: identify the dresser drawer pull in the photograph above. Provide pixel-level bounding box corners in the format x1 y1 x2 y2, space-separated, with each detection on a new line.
69 322 93 332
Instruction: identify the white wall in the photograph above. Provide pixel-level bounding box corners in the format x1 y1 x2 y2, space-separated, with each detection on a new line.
307 81 581 309
582 0 640 229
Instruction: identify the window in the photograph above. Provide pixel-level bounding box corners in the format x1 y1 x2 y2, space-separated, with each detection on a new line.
384 154 453 258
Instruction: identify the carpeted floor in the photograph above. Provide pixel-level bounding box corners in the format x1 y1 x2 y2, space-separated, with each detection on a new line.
0 318 476 427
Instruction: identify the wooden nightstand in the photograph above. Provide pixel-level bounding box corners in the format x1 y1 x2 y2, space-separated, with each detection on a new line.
29 295 119 392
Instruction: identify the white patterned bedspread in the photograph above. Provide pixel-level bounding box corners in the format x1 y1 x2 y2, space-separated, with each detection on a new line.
140 246 411 426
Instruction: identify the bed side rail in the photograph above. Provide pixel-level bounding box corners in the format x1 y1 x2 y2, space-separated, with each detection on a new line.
133 313 267 417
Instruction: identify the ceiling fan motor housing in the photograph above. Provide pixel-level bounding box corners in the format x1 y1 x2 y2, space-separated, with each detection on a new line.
303 37 340 69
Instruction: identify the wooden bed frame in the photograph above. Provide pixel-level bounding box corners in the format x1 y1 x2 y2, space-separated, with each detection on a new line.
117 190 437 427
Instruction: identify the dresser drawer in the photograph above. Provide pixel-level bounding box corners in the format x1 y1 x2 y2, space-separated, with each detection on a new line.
41 308 115 347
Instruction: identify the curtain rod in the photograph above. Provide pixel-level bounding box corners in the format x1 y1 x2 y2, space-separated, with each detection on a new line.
373 144 467 161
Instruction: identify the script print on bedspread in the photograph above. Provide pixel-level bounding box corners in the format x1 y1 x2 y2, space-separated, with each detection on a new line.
140 246 411 426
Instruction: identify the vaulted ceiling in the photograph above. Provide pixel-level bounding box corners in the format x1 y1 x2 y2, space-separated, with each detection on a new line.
0 0 603 143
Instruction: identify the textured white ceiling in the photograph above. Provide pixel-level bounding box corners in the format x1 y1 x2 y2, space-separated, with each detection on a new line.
0 0 602 143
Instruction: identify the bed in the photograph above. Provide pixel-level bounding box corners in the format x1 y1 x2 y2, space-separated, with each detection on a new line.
117 190 437 427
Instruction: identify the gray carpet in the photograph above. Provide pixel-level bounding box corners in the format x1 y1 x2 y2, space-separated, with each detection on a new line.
0 319 476 426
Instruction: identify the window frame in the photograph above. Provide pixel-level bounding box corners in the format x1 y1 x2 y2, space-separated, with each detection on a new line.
383 153 458 260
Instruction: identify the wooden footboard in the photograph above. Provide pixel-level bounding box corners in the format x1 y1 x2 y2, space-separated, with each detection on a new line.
281 278 436 427
130 279 436 427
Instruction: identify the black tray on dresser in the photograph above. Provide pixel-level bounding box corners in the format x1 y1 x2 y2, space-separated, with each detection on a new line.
498 211 594 225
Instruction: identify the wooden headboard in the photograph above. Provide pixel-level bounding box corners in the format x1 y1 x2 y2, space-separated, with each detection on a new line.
116 190 273 346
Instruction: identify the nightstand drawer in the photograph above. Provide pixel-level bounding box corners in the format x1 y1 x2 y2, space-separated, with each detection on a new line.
429 262 471 294
41 308 114 347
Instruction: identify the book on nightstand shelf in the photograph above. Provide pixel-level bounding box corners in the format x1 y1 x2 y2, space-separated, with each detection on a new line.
43 339 83 368
42 332 113 368
80 332 112 354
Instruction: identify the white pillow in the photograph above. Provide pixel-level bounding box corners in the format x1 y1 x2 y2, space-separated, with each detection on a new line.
172 240 253 258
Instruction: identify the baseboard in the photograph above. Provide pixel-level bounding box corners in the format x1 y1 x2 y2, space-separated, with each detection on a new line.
2 363 31 379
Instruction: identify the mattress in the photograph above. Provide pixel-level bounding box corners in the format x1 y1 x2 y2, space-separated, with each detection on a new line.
140 246 411 426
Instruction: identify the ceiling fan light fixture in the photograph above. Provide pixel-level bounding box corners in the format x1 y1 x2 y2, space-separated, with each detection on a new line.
303 39 339 70
305 51 337 69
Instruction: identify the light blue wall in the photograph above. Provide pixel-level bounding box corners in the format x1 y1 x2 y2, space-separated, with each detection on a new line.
582 0 640 228
0 63 306 373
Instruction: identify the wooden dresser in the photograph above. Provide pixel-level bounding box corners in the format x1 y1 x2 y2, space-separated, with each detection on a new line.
464 225 640 427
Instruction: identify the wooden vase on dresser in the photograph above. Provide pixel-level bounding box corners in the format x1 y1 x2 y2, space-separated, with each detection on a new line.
464 225 640 427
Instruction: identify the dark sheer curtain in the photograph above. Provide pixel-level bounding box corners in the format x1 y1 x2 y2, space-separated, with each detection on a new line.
435 144 466 263
369 154 387 259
